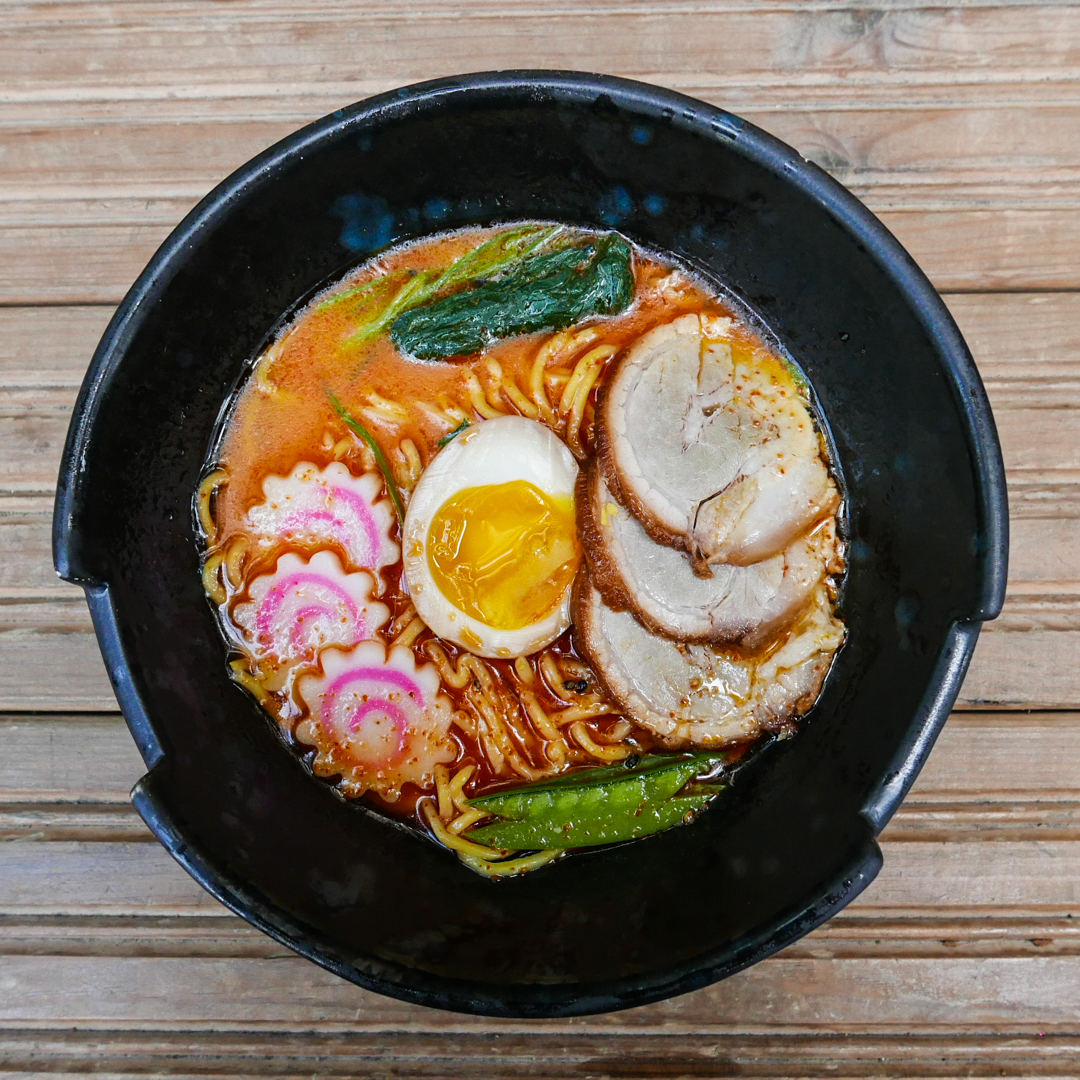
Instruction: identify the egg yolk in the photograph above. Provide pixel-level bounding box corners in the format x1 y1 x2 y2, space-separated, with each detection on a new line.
427 480 581 630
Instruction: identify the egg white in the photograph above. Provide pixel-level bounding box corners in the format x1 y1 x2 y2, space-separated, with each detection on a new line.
403 415 580 658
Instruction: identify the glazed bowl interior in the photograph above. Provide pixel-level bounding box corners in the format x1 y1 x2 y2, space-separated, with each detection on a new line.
54 72 1005 1017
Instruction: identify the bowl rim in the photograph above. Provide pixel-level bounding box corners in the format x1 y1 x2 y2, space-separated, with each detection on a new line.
53 69 1009 1017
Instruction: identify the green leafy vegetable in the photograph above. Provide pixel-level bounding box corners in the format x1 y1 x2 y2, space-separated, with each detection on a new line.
465 752 725 850
437 419 470 448
390 233 635 360
316 270 406 316
325 391 406 523
340 224 565 350
469 752 722 801
429 224 565 293
345 269 438 350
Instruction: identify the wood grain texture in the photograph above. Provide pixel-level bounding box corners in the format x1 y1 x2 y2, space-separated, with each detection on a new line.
0 563 1075 711
3 1 1079 1074
4 715 1080 954
6 393 1073 506
5 950 1080 1031
3 293 1077 708
4 1 1080 95
3 199 1079 304
6 97 1080 195
7 712 1080 842
5 14 1080 300
8 834 1080 919
0 631 115 711
1 1034 1079 1080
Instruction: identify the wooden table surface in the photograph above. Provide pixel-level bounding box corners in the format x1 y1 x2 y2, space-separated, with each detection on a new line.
3 2 1080 1075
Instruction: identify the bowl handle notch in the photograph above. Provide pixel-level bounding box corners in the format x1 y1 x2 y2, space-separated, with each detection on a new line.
83 583 166 771
860 618 982 834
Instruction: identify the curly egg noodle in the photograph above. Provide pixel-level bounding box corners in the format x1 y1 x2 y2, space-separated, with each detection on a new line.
198 224 846 877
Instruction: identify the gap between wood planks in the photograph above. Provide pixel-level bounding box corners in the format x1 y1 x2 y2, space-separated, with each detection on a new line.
3 0 1080 99
2 213 1079 303
1 293 1079 708
2 5 1079 1074
3 93 1080 181
5 711 1080 834
1 1029 1080 1080
2 711 1080 967
7 953 1080 1031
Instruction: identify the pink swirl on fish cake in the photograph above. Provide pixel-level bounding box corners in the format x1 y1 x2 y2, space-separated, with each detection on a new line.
297 640 456 798
231 551 389 682
246 461 399 575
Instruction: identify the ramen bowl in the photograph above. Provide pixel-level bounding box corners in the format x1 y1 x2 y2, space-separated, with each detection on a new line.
54 71 1007 1017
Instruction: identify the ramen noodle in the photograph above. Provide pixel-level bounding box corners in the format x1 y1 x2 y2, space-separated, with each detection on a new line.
199 223 845 877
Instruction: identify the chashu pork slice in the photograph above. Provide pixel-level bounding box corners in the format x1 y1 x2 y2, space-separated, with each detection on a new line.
579 460 835 649
598 312 839 570
573 571 844 749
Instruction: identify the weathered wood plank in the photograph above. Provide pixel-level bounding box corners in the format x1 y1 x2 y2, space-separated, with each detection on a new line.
8 713 1080 841
912 713 1080 796
0 501 1068 601
1 1030 1078 1080
6 97 1080 196
4 356 1075 503
0 629 115 712
866 841 1080 913
0 714 147 839
0 287 1077 707
3 837 1080 920
4 0 1080 96
0 806 147 842
0 714 140 798
0 602 1075 707
885 800 1080 843
882 208 1080 292
4 99 1080 301
0 223 173 306
1008 520 1080 584
1 2 1076 1074
2 711 1076 802
3 950 1080 1031
960 631 1080 709
0 305 112 381
8 396 1078 496
0 408 73 496
947 293 1080 366
0 914 285 960
1 519 1055 634
996 410 1080 472
7 911 1080 963
1 615 1068 713
7 293 1077 387
0 520 68 592
799 913 1080 961
0 843 218 915
2 204 1079 303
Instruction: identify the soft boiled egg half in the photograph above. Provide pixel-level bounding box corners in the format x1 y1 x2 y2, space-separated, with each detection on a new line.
403 416 581 658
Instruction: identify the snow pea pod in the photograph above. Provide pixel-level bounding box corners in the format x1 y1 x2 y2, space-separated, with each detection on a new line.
390 233 635 360
465 752 725 850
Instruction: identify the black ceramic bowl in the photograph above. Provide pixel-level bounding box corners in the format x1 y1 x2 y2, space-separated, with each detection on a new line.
54 71 1007 1017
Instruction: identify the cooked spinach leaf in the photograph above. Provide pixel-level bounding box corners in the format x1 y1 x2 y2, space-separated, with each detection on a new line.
340 223 564 349
390 233 635 360
325 391 406 523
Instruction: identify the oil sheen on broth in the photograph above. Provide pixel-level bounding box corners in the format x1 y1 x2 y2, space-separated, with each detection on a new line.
198 223 845 878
